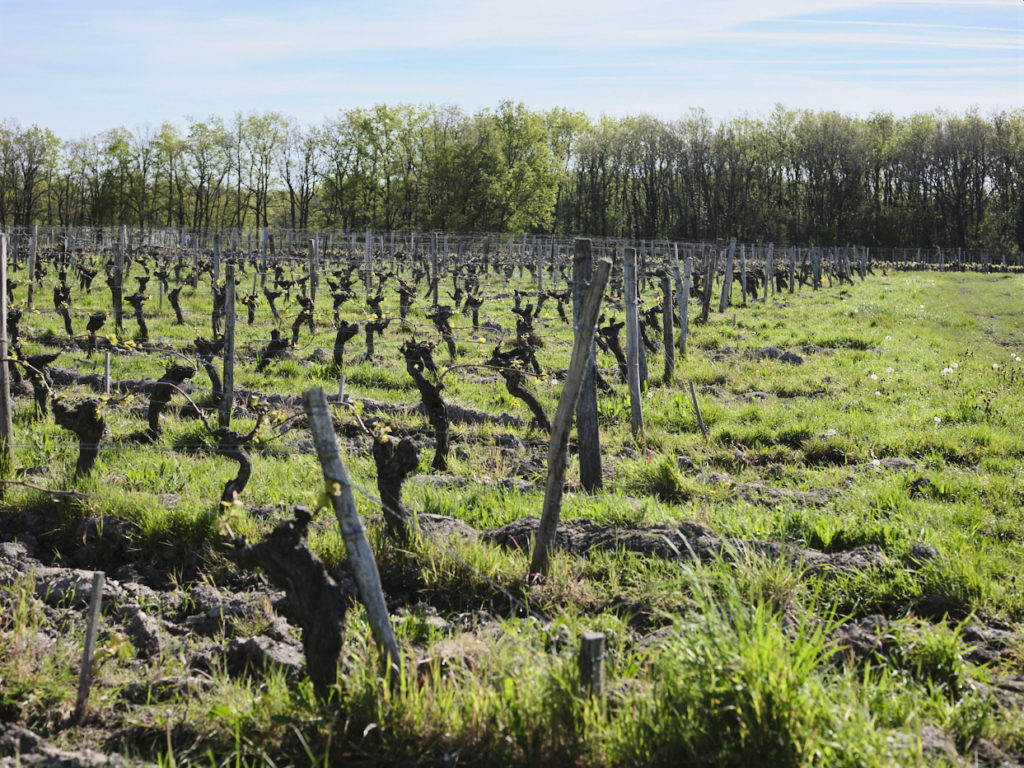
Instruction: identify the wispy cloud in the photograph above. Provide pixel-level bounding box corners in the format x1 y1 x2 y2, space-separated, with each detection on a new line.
1 0 1020 134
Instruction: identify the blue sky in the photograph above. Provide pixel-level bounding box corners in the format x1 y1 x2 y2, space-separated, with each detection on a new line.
3 0 1021 135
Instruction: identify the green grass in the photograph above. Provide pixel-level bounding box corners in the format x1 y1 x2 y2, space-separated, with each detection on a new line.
2 258 1023 766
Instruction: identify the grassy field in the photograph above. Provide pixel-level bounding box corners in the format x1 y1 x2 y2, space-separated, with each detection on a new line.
1 257 1023 767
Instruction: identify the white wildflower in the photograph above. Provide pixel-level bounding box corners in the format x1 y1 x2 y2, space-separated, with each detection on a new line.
951 363 958 369
870 373 878 380
934 416 941 423
886 367 895 373
941 367 953 376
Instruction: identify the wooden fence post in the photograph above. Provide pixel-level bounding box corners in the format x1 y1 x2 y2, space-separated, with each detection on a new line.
113 226 125 332
674 246 690 358
623 248 644 440
700 247 716 324
72 571 104 724
27 224 37 311
578 631 605 698
740 243 748 305
530 256 611 577
430 233 439 305
718 237 736 313
573 239 602 493
219 264 236 429
537 239 544 293
365 229 372 298
0 234 12 497
661 271 674 382
310 237 319 302
213 233 221 283
689 381 709 440
302 387 401 674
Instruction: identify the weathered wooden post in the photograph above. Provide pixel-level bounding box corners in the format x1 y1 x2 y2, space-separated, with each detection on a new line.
623 247 644 439
103 353 111 395
430 232 439 305
661 270 674 383
689 381 709 440
219 265 236 429
0 235 12 496
764 243 774 303
700 247 715 324
364 229 372 298
302 387 401 674
27 224 37 311
309 237 319 303
72 571 104 724
537 238 544 293
213 233 222 283
740 243 748 305
530 256 611 577
718 237 736 313
578 631 606 698
674 246 690 358
573 239 602 493
113 226 126 332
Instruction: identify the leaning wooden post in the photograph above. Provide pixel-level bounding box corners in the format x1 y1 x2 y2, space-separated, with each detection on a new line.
676 249 691 358
27 224 37 311
536 239 544 293
573 239 602 493
661 270 675 383
718 237 736 313
689 381 709 440
578 631 606 698
309 237 319 303
530 257 611 577
699 247 716 324
260 227 268 288
213 233 222 283
364 228 372 298
0 234 12 497
623 248 644 440
72 571 104 724
430 233 439 305
219 264 236 429
113 226 125 332
740 243 748 305
302 387 401 674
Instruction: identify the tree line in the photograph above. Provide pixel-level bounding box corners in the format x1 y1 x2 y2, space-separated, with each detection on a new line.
1 102 1021 251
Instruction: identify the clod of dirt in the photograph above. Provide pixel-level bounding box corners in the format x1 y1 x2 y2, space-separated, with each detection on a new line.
904 543 940 569
0 722 127 767
117 604 163 658
481 516 892 576
698 472 840 506
74 516 132 567
800 345 834 356
33 566 128 610
746 346 804 365
226 636 305 681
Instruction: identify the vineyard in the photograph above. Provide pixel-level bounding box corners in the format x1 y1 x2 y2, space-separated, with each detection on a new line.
1 226 1023 767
